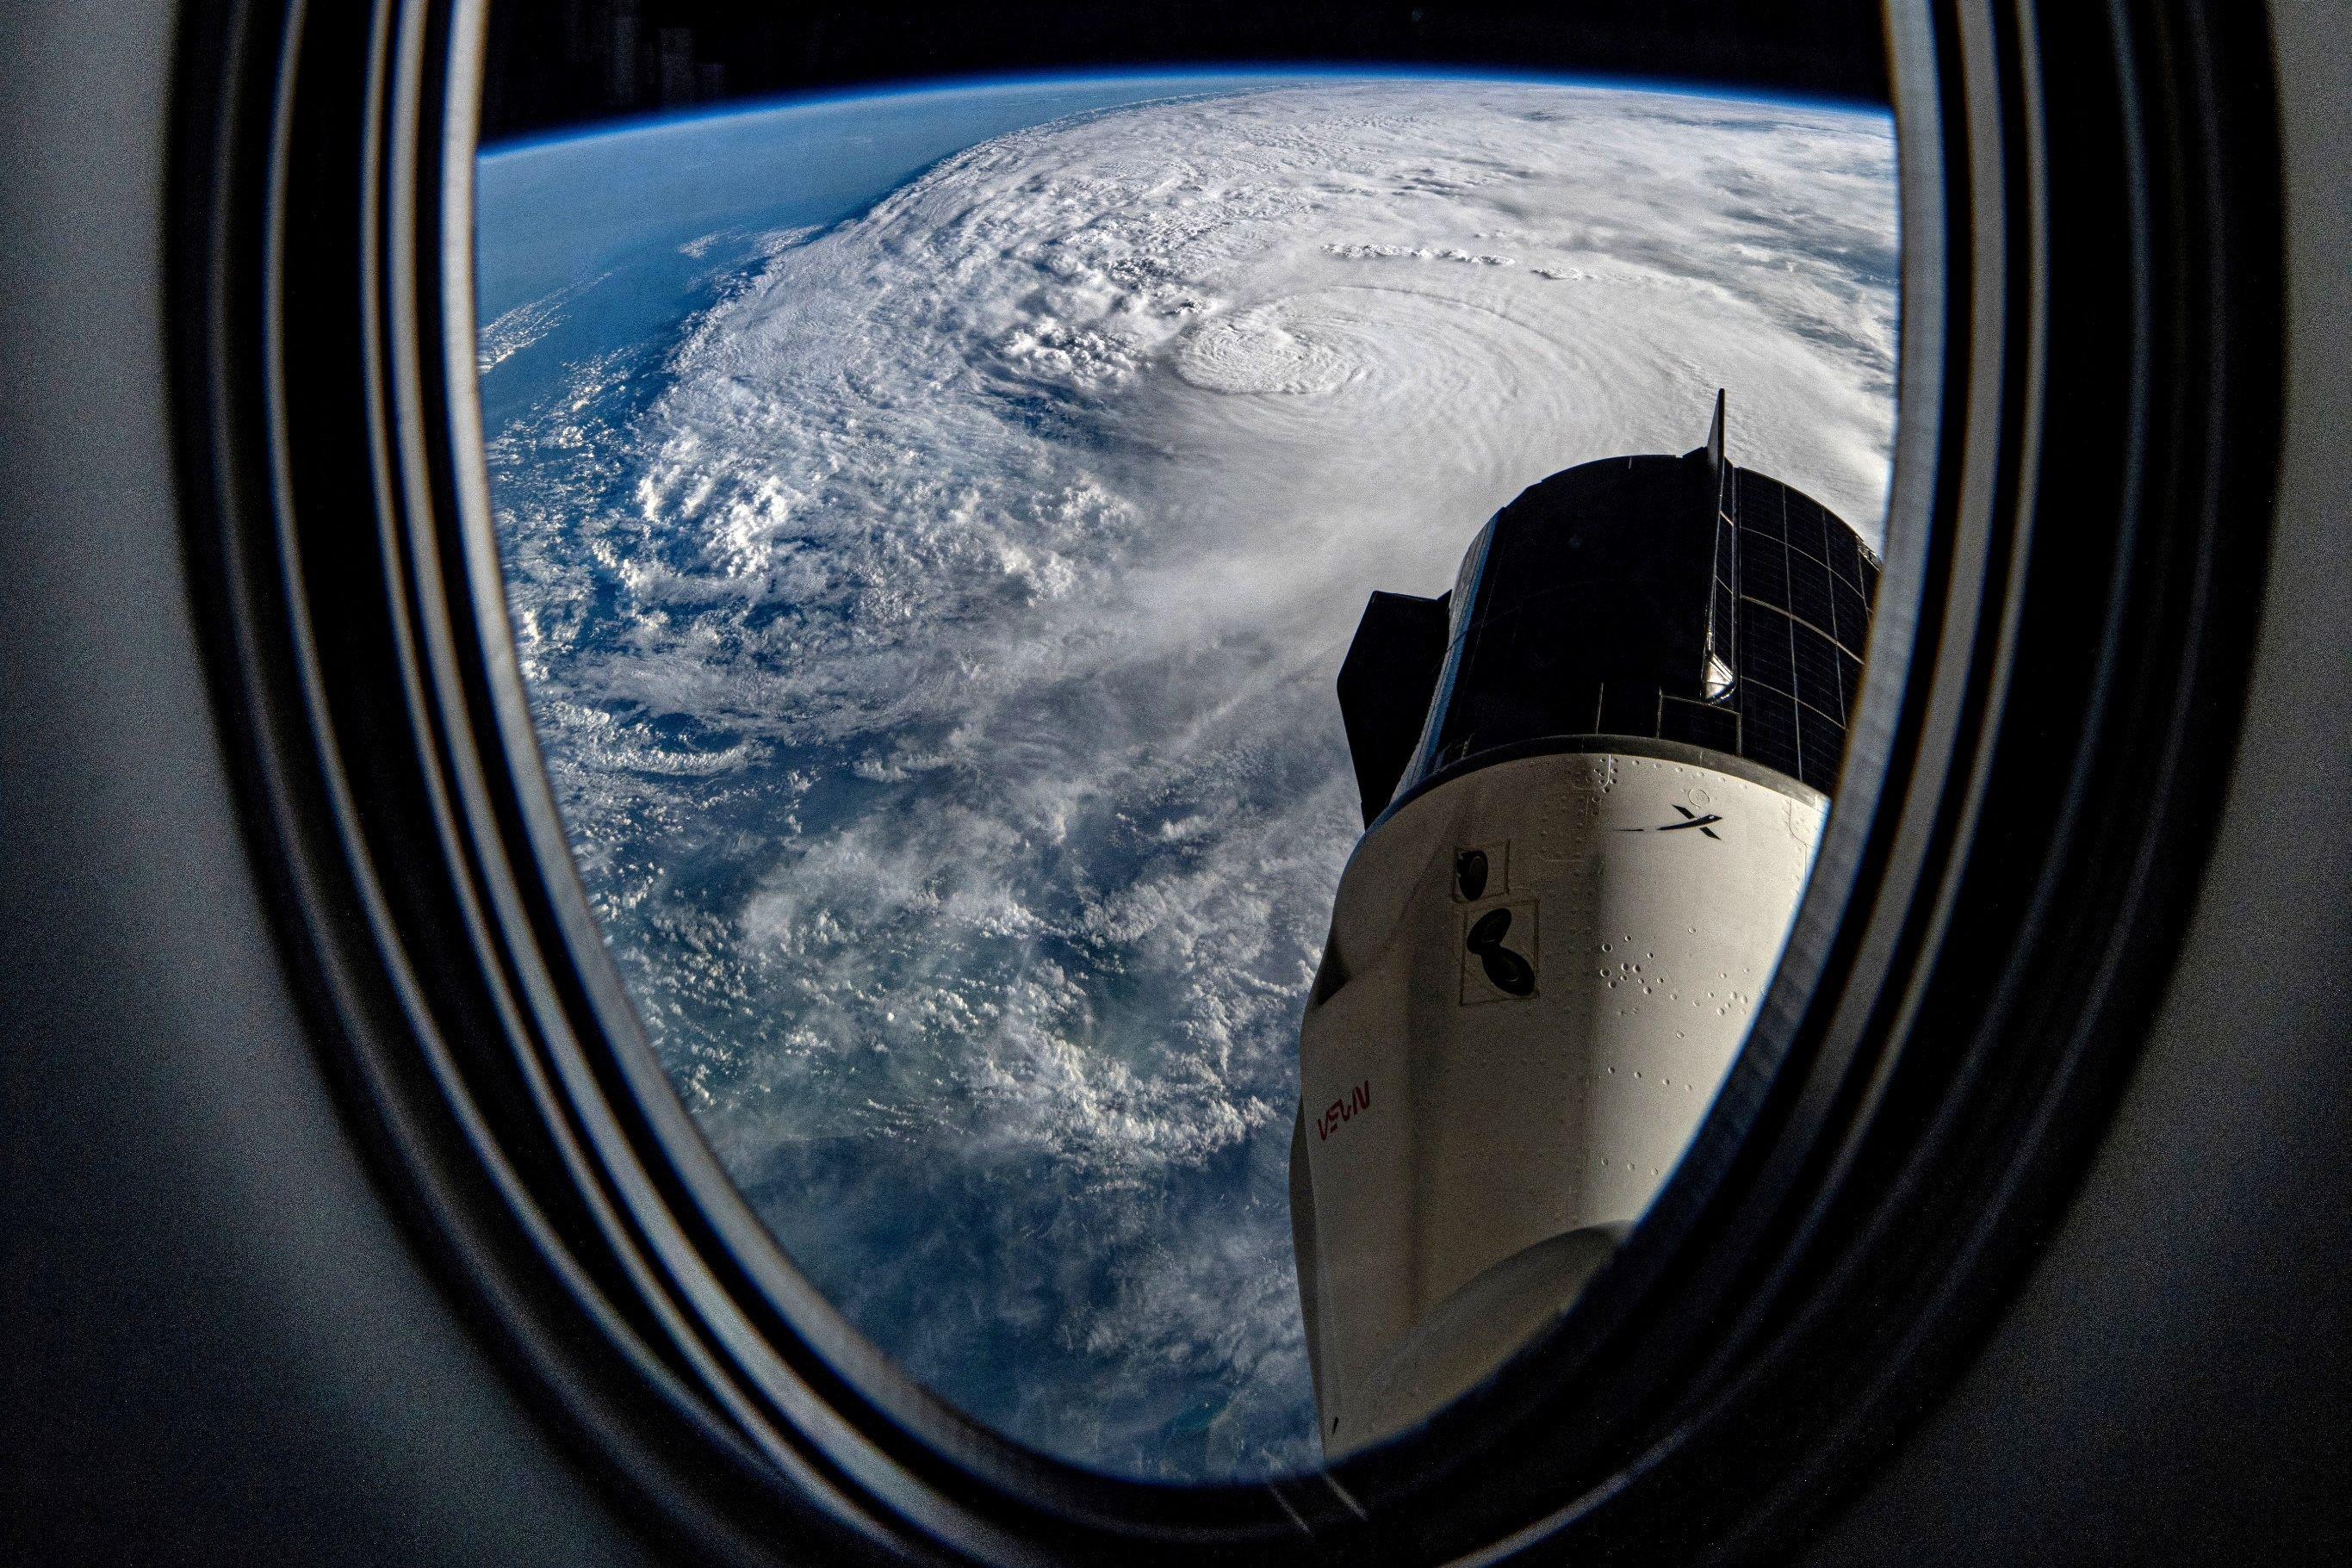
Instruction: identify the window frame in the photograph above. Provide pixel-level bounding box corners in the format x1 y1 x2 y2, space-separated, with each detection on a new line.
170 1 2281 1562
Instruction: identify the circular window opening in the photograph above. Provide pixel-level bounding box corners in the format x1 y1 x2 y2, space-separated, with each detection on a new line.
467 2 1905 1489
179 0 2285 1555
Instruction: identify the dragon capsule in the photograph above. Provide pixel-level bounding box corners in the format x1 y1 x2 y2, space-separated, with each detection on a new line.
1291 393 1878 1458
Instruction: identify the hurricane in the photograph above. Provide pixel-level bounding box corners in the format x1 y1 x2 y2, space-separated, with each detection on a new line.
481 76 1899 1479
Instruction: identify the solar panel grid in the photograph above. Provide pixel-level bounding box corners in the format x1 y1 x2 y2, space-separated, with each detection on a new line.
1791 629 1847 722
1837 650 1865 716
1389 443 1873 803
1741 473 1788 543
1738 600 1798 692
1797 706 1848 788
1823 521 1860 586
1741 681 1803 778
1744 537 1791 605
1785 550 1835 638
1786 487 1832 565
1830 576 1869 653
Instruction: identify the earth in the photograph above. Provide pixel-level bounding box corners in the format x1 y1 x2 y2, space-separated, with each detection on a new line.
475 71 1898 1482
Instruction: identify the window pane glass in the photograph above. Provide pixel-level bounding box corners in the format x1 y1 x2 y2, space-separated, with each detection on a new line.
476 12 1901 1483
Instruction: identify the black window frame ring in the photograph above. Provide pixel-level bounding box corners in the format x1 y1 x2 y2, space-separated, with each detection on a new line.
169 2 2280 1563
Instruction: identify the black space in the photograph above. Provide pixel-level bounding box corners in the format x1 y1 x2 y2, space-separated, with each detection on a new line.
481 1 1891 144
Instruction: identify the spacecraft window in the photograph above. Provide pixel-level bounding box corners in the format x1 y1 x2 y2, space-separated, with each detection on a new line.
196 0 2310 1559
469 0 1905 1491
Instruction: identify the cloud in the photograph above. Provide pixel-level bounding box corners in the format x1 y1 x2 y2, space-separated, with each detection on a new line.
476 270 611 375
486 79 1898 1479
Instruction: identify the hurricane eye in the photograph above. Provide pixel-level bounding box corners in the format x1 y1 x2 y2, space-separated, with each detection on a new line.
472 0 1904 1500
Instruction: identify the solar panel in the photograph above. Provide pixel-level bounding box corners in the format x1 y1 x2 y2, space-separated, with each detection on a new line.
1360 403 1878 804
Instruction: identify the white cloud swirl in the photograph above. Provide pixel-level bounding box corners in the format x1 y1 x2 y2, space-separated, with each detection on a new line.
490 78 1898 1478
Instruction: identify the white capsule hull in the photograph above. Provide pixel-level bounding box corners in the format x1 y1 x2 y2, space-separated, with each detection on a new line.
1292 741 1825 1457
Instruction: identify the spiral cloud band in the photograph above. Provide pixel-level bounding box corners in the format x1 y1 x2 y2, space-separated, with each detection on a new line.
487 79 1898 1478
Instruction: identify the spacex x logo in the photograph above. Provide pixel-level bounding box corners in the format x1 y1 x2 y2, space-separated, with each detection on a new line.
1621 803 1724 840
